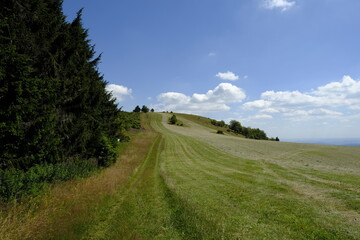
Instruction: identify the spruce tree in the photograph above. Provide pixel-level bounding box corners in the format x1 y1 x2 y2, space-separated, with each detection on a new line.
141 105 149 113
0 1 119 170
133 105 141 112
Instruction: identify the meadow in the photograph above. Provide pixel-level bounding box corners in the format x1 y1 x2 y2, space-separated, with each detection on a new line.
1 113 359 239
153 113 360 239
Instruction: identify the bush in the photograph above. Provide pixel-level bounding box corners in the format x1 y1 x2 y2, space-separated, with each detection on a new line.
217 130 224 134
97 135 117 167
0 159 98 201
169 115 178 124
211 119 226 127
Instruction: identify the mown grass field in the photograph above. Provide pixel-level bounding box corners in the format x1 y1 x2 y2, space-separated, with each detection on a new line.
154 113 360 239
1 112 359 239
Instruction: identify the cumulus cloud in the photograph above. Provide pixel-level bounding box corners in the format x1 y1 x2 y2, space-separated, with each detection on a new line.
156 83 246 113
242 75 360 121
252 114 273 120
263 0 295 11
157 92 190 105
216 71 239 81
243 100 272 110
314 75 360 98
106 84 132 102
283 109 343 118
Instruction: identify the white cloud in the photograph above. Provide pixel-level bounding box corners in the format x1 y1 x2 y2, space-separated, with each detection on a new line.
156 83 246 113
242 75 360 121
314 75 360 98
243 100 272 110
208 52 216 57
157 92 190 105
284 109 342 118
252 114 273 120
263 0 295 11
216 71 239 81
106 84 132 102
260 108 280 113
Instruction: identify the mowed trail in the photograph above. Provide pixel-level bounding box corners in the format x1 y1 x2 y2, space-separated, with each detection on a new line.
7 113 358 239
150 113 360 239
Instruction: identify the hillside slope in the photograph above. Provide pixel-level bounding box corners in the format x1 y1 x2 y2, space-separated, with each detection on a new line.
152 113 360 239
2 113 359 239
163 113 360 175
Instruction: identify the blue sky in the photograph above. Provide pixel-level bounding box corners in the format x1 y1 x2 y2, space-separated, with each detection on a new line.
62 0 360 139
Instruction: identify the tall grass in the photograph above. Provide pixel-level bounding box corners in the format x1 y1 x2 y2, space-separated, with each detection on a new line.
0 114 156 240
0 159 98 201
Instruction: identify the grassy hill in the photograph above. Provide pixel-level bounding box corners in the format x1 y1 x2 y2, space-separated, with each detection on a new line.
176 113 245 137
1 112 359 239
153 113 360 239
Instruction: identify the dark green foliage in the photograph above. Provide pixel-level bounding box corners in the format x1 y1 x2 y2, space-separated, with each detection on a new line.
133 105 141 112
117 111 141 129
169 115 177 125
210 119 226 127
276 137 280 141
0 159 98 201
229 120 242 134
228 120 269 140
141 105 149 113
115 111 141 142
246 128 268 140
150 108 154 112
216 130 224 134
0 1 123 200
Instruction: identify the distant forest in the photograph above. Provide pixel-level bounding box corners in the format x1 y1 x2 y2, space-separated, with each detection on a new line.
0 1 137 200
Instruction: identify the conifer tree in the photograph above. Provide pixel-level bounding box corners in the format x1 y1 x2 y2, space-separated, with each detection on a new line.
133 105 141 112
0 1 119 170
141 105 149 113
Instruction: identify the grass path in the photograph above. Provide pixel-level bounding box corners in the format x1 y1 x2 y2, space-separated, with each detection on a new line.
1 113 359 239
0 114 161 239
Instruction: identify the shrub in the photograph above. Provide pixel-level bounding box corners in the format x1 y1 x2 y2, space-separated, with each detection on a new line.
211 119 226 127
217 130 224 134
0 159 99 201
169 115 178 125
96 135 117 167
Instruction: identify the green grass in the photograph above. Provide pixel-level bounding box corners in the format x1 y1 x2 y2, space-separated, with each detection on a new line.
2 112 360 239
176 113 243 137
151 113 360 239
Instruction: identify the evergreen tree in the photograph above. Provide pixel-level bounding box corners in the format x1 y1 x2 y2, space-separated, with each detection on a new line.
133 105 141 112
169 115 177 124
0 1 119 170
141 105 149 113
150 108 154 112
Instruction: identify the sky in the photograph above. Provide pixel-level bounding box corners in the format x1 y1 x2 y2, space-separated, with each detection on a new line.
62 0 360 140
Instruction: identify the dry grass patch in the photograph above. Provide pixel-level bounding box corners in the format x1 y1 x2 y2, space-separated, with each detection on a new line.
0 114 157 240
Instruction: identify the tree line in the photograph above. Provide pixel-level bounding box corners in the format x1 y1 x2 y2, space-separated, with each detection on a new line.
133 105 154 113
0 1 137 200
211 119 279 141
